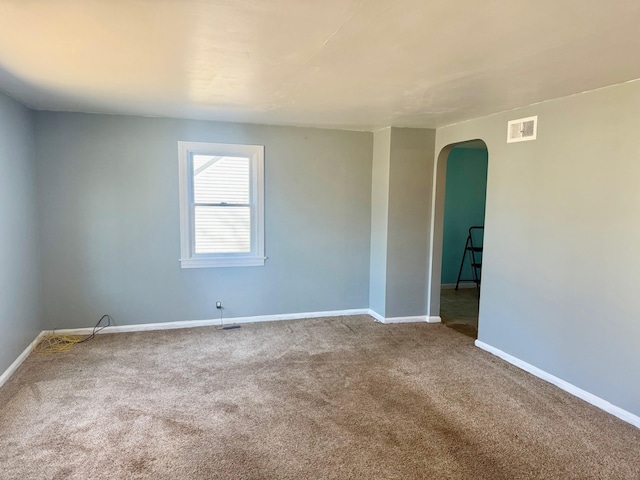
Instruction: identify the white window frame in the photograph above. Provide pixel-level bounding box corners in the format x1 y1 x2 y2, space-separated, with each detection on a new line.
178 141 265 268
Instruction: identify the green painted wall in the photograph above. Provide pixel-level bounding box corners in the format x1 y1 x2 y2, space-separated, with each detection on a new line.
441 147 488 285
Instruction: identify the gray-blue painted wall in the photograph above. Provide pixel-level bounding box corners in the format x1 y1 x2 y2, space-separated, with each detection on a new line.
385 128 435 317
34 113 373 328
369 127 436 319
369 128 391 316
436 79 640 418
0 92 42 373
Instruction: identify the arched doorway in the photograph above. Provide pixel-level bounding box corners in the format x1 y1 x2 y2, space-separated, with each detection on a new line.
429 139 488 338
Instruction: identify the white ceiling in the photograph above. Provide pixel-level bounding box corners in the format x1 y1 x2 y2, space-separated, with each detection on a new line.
0 1 639 131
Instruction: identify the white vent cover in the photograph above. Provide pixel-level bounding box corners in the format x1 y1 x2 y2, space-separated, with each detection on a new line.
507 115 537 143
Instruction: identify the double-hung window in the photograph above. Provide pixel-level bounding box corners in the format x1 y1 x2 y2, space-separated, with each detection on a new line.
178 141 265 268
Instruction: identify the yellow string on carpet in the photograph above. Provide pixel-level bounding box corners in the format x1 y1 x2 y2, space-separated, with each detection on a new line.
34 334 86 353
34 315 113 353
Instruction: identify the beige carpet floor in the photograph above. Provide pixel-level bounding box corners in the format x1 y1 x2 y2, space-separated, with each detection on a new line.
0 316 638 479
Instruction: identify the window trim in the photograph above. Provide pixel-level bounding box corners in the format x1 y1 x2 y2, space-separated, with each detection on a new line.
178 141 265 268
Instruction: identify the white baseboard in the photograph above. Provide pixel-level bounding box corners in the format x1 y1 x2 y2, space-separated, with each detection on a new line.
49 308 373 336
475 340 640 429
441 283 477 290
51 309 442 334
367 309 385 323
0 331 46 390
368 311 441 324
384 315 426 324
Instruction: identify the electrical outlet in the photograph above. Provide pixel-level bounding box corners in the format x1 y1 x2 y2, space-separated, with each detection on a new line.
216 301 222 309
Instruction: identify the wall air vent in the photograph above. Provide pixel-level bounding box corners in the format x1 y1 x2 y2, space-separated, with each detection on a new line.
507 115 537 143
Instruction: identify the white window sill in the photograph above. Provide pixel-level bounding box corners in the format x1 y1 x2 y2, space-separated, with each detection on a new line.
180 256 266 268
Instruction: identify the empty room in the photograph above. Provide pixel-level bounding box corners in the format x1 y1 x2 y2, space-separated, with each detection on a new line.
1 1 639 478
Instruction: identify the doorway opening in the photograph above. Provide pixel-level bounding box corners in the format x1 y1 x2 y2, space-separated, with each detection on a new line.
432 140 488 338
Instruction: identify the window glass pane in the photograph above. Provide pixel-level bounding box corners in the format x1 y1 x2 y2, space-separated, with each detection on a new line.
193 155 250 204
194 206 251 253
